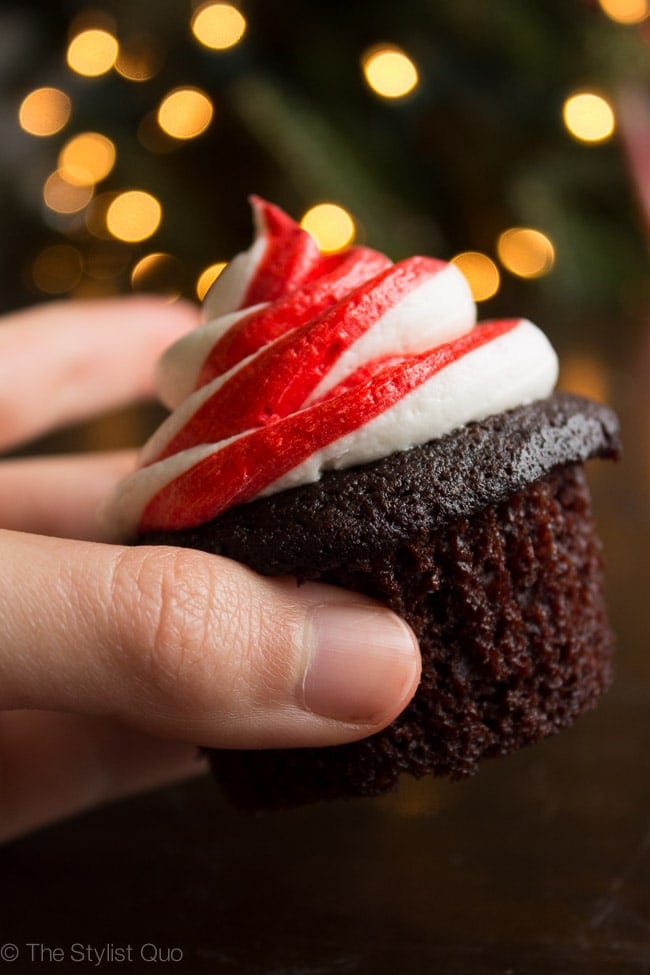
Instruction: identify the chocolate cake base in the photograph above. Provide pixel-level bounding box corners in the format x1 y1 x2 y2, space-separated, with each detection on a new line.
139 393 620 810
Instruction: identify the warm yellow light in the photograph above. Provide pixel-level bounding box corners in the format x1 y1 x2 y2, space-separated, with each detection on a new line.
157 87 214 140
597 0 649 23
562 91 616 144
32 244 83 294
18 87 71 137
115 34 164 81
66 29 119 77
131 252 184 299
451 252 500 302
43 170 94 214
191 3 247 50
300 203 356 254
106 190 162 242
361 45 419 99
497 227 555 279
196 262 227 300
58 132 116 186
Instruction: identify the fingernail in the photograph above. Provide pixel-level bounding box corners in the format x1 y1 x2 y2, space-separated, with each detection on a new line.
302 604 420 724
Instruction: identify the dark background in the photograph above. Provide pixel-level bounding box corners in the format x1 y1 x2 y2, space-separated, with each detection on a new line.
0 1 649 971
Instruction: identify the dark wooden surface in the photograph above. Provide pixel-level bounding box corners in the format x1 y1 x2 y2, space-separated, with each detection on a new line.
1 404 648 974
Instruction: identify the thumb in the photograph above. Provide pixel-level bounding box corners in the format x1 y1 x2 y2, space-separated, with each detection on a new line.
0 531 421 749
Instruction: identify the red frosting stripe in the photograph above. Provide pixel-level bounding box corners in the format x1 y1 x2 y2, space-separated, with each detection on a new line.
140 319 520 531
149 256 446 463
240 197 324 307
196 246 391 384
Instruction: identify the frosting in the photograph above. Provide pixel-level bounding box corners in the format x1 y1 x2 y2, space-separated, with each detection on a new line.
110 197 559 537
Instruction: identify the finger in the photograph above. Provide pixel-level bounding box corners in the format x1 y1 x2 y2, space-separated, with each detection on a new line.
0 710 204 843
0 450 136 541
0 531 421 750
0 296 199 451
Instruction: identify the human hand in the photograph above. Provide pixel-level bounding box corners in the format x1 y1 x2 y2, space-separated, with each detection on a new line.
0 298 420 842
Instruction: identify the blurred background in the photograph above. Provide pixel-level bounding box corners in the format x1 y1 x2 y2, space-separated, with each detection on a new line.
1 5 649 967
1 0 647 342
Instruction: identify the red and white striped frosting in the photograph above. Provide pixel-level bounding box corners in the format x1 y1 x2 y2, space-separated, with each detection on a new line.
110 197 559 537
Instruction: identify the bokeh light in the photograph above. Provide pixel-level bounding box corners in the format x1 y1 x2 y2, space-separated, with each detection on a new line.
43 171 94 214
106 190 162 242
191 3 247 50
157 87 214 140
361 45 419 99
131 252 184 299
58 132 116 186
300 203 356 253
451 252 500 302
31 244 83 295
115 34 165 81
196 262 227 300
597 0 649 24
562 91 616 143
497 227 555 279
18 87 71 137
66 29 119 77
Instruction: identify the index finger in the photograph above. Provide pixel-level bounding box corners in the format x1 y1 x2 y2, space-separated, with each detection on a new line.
0 296 199 451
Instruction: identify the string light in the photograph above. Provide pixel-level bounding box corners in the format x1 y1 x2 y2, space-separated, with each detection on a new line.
43 171 94 214
196 262 227 300
300 203 355 253
191 3 247 50
597 0 649 24
497 228 555 279
66 28 119 77
32 244 83 294
106 190 162 242
58 132 116 186
18 88 71 137
562 91 616 144
361 45 419 99
157 87 214 140
451 252 500 302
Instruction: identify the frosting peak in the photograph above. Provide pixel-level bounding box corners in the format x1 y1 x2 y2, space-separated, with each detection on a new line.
110 197 558 537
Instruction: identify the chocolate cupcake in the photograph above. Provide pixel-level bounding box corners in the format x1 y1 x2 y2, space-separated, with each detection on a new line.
109 198 620 809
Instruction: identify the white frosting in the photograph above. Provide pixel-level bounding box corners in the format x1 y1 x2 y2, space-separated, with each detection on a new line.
107 198 560 537
306 263 475 403
143 260 476 465
262 320 557 495
109 319 558 537
156 304 268 409
201 232 266 321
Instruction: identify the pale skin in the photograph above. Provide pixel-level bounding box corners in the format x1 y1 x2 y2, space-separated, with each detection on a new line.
0 297 421 843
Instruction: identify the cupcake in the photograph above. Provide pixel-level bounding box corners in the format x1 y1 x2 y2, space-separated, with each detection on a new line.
109 197 620 810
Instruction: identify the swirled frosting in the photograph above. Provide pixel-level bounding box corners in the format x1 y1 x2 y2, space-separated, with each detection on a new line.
110 197 559 537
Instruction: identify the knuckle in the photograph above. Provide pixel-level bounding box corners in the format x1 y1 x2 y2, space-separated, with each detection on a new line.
109 547 302 724
111 547 226 710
